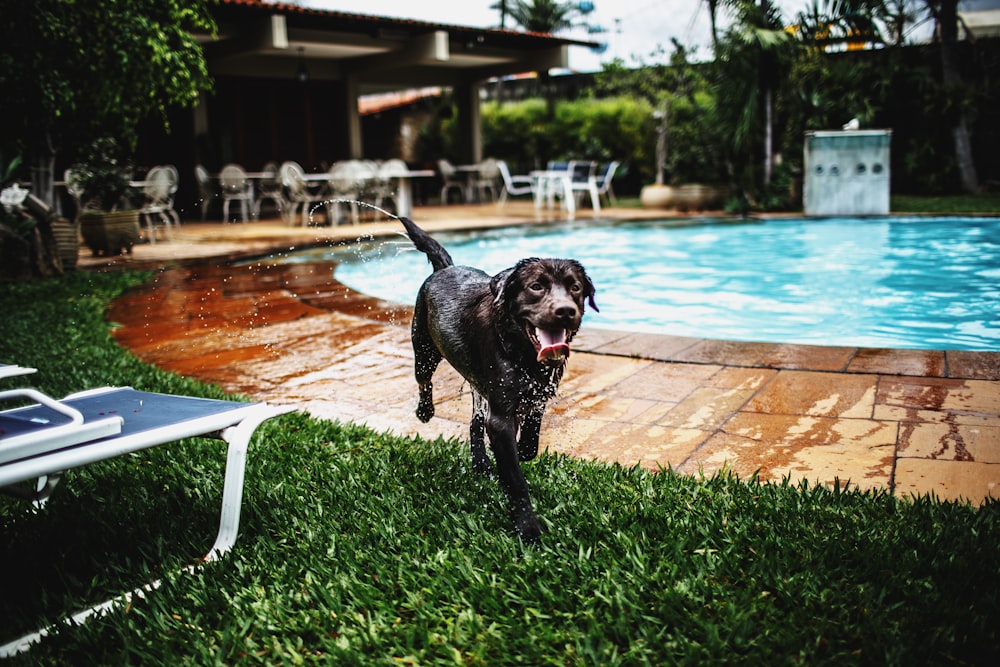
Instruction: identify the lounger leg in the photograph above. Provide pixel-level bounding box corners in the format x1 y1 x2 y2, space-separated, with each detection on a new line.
204 405 294 561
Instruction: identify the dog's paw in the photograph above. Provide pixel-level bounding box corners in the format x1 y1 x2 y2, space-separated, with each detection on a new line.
515 514 544 545
415 399 434 423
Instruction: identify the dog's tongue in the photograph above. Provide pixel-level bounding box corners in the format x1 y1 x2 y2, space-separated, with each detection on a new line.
536 328 570 365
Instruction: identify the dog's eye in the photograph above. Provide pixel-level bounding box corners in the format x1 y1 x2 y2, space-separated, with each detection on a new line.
529 282 545 292
568 282 582 293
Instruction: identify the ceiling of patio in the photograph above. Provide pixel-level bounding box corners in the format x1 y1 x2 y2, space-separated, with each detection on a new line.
201 0 596 95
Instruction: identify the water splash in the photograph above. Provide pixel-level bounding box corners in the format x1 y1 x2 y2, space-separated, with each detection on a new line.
307 197 400 226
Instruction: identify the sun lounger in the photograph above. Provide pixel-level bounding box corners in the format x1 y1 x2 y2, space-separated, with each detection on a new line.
1 385 294 554
0 384 295 655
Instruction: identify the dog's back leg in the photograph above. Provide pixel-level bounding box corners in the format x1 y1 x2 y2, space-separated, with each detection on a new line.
412 296 441 423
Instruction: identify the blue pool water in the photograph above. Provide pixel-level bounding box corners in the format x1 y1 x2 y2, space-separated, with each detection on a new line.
282 216 1000 351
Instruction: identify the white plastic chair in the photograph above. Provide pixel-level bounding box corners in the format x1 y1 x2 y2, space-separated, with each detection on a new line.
568 160 601 212
475 158 502 202
496 160 535 206
219 163 254 223
372 159 410 216
138 165 180 243
194 164 219 220
437 159 466 204
325 160 377 225
280 161 327 226
595 161 620 207
253 162 285 219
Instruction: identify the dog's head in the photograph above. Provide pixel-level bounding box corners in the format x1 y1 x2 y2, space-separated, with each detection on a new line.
491 258 598 368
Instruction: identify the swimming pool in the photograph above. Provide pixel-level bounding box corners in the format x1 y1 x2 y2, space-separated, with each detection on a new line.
282 216 1000 351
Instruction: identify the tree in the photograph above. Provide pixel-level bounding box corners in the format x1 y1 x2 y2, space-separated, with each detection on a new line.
923 0 980 193
0 0 216 208
506 0 579 33
713 0 797 189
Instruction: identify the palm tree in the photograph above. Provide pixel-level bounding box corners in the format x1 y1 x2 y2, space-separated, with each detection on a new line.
713 0 796 187
922 0 979 193
505 0 578 33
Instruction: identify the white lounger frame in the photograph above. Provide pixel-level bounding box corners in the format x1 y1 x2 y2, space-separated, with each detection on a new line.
0 385 295 656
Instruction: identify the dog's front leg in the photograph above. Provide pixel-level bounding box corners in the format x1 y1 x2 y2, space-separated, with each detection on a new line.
470 392 492 474
517 405 544 461
487 411 543 543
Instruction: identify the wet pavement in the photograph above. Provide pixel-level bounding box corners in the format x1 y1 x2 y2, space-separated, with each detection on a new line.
94 203 1000 505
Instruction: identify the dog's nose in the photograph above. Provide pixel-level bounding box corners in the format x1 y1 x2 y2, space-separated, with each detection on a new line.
554 303 579 319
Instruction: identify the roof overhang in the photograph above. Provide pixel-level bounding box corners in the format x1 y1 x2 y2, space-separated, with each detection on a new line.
201 1 598 94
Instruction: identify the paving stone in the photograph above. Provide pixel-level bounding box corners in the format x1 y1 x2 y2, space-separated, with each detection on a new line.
603 362 722 402
673 339 778 366
659 386 757 431
759 344 856 371
679 413 896 491
894 458 1000 504
947 350 1000 380
848 348 946 377
897 422 1000 463
744 370 878 419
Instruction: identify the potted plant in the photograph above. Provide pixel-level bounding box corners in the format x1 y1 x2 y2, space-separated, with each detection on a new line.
0 154 76 279
631 42 730 212
72 138 141 256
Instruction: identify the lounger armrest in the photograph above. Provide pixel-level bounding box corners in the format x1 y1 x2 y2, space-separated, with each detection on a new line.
0 388 85 425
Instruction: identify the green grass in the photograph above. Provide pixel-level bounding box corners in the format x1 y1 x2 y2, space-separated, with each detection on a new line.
2 272 999 665
891 193 1000 214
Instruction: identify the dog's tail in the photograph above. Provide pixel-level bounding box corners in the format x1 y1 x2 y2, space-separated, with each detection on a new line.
400 217 453 272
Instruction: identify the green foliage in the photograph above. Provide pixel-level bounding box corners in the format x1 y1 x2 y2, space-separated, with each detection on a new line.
0 0 216 164
504 0 580 33
70 138 135 212
477 97 651 191
1 272 999 664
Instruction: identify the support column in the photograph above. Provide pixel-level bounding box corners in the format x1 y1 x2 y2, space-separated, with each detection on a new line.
454 81 482 164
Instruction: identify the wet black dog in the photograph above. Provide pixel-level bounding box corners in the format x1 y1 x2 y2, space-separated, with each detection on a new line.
400 217 597 542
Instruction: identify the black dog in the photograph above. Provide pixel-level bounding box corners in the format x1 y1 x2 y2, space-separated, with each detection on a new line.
400 217 597 542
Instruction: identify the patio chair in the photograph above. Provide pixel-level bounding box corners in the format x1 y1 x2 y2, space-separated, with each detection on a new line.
437 159 466 204
568 160 601 212
325 160 378 224
253 162 286 219
0 381 294 655
194 164 219 221
280 161 328 226
475 158 502 202
496 160 535 206
138 165 180 243
372 159 410 216
595 161 620 207
219 163 254 223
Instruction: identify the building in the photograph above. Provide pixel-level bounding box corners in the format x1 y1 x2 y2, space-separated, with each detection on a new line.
137 0 594 211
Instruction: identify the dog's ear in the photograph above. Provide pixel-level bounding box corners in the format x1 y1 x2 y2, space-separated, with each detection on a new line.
570 260 599 312
584 274 599 312
490 268 515 308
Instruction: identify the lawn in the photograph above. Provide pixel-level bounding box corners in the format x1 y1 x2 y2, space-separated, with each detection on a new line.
1 272 998 665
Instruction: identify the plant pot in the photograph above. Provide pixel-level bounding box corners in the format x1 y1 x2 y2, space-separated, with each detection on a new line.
79 210 141 257
50 217 80 271
640 183 730 212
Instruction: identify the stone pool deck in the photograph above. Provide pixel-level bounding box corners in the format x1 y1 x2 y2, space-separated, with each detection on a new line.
87 202 1000 505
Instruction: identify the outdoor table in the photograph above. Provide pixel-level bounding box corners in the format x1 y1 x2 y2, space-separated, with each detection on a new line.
530 170 575 214
454 164 484 202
